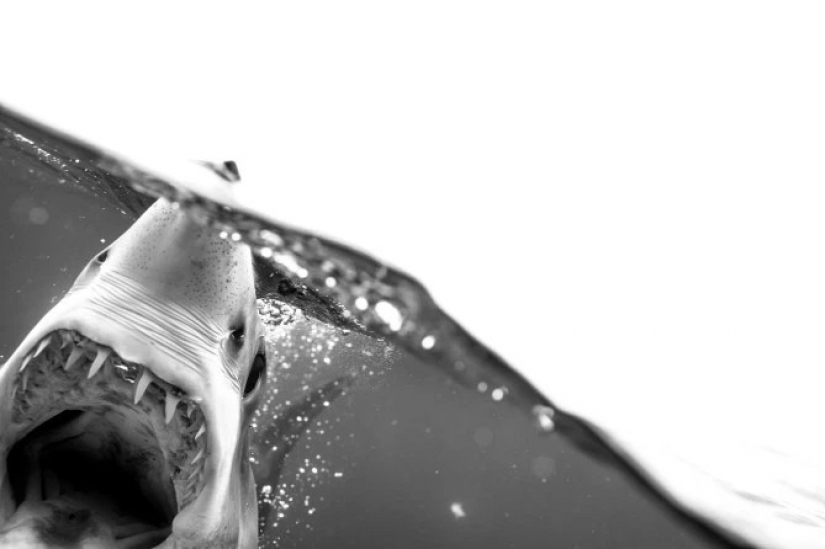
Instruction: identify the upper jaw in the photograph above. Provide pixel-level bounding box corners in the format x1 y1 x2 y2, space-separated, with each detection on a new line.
0 293 210 447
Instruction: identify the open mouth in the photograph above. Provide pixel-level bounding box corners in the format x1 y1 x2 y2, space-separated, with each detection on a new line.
2 330 209 548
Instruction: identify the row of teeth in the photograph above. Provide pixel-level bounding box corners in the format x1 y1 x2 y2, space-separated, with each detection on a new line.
16 331 208 477
19 333 201 434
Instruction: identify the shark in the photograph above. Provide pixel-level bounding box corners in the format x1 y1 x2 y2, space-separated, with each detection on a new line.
3 104 824 549
0 197 267 548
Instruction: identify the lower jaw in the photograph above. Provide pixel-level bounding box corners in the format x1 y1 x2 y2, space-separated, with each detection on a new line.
0 499 172 548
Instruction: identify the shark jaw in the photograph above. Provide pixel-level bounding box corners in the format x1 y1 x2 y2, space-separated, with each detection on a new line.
0 329 209 548
0 197 265 548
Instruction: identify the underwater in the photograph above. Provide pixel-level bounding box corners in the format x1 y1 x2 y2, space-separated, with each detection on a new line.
0 104 823 548
2 3 825 547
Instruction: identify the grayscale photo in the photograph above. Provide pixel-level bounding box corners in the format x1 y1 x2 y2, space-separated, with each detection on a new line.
0 3 823 548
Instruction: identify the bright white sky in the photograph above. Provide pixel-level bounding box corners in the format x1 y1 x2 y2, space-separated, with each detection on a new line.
3 2 825 462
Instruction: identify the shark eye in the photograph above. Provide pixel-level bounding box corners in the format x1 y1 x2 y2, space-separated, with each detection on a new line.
96 250 109 263
230 325 245 345
244 351 266 398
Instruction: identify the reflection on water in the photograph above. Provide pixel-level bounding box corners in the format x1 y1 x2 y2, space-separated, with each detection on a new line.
5 104 820 547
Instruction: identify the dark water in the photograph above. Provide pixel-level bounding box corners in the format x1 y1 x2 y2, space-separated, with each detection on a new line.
0 106 747 548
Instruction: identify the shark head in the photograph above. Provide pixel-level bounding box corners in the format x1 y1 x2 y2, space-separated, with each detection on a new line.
0 198 266 548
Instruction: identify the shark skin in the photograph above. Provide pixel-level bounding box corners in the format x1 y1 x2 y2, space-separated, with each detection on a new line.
0 198 267 548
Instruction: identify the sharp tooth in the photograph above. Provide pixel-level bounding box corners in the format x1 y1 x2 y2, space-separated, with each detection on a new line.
64 346 85 370
134 368 154 404
19 353 32 372
60 331 72 349
191 448 205 464
165 393 181 424
195 424 206 440
34 336 51 357
87 347 111 379
21 369 29 392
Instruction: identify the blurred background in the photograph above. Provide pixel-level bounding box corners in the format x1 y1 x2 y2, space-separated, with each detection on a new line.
2 1 824 468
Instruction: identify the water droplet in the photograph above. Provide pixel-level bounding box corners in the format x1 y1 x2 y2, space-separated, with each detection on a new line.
273 253 307 278
533 405 556 432
375 300 403 331
259 247 273 258
325 276 337 288
354 297 369 311
257 229 284 247
491 387 506 401
477 382 488 393
421 335 436 350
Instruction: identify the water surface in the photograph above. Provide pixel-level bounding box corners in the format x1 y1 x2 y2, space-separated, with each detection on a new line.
0 104 786 548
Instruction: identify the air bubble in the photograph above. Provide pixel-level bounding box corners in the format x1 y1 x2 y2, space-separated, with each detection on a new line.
375 300 403 331
533 405 556 432
261 229 283 244
450 502 466 519
28 207 49 225
531 455 556 479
